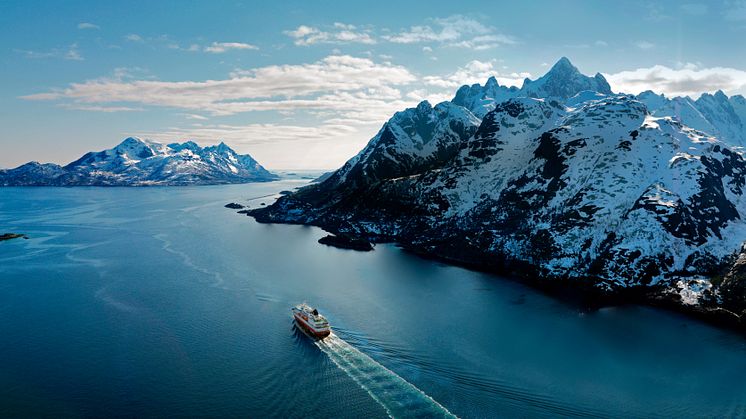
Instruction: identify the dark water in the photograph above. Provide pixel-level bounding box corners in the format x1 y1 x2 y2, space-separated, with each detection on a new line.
1 182 745 418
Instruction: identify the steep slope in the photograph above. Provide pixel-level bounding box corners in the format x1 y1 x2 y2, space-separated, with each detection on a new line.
694 91 745 145
731 95 746 126
251 58 746 325
0 137 278 186
639 90 746 147
637 92 717 136
317 100 480 194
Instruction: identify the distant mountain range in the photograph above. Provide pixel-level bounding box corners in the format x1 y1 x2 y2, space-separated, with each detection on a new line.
251 57 746 326
0 137 278 186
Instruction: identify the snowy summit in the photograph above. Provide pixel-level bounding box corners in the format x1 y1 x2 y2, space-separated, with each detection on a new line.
0 137 278 186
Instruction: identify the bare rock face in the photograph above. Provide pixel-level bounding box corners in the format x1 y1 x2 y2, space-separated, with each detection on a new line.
318 234 374 251
720 248 746 318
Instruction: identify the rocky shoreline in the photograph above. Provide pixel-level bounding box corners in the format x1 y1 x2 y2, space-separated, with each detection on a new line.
243 59 746 333
0 233 28 242
249 205 746 332
318 234 374 251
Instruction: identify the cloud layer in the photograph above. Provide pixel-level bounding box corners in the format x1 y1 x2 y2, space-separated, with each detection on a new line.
383 15 516 50
21 55 418 122
423 59 529 88
203 42 258 53
285 23 376 46
605 64 746 97
284 15 515 50
15 44 83 61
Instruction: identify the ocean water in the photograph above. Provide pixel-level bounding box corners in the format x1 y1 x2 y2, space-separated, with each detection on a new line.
1 181 745 418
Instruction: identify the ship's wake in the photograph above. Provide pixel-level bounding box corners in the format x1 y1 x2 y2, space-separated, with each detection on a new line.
316 333 456 418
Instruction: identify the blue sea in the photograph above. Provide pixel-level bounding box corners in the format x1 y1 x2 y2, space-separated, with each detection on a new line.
1 180 745 417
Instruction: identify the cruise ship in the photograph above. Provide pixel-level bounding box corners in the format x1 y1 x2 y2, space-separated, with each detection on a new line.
292 303 331 339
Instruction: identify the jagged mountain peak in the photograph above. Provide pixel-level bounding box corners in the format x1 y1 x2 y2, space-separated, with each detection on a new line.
451 77 520 118
113 136 158 159
416 100 433 113
548 56 578 73
697 90 730 102
1 138 277 186
522 57 612 99
168 140 202 152
118 136 145 146
203 141 238 156
451 57 615 117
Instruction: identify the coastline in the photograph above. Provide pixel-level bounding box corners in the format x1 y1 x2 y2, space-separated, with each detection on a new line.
248 209 746 333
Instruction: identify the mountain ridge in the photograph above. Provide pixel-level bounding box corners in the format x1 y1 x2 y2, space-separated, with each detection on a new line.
249 57 746 328
0 137 278 186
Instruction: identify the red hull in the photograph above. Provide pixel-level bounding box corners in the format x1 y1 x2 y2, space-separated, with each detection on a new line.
294 313 331 338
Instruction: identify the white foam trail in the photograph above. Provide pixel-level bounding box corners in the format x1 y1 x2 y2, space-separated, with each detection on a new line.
153 233 225 288
316 333 456 418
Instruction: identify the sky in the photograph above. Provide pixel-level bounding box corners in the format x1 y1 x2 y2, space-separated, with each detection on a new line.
2 0 746 170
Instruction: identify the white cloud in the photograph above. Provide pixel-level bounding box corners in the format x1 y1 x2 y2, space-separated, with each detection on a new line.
423 59 529 89
635 41 655 50
448 34 516 50
77 22 100 30
125 34 144 42
595 40 608 47
605 65 746 97
15 43 83 61
285 23 376 46
283 16 514 50
21 55 417 122
62 104 142 112
203 42 258 53
126 35 256 53
383 15 516 49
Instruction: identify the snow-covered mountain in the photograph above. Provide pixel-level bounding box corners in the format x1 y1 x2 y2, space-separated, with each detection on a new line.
251 57 746 325
0 137 278 186
452 57 612 118
640 90 746 146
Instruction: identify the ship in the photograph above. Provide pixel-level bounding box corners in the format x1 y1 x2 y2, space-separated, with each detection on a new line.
292 303 331 339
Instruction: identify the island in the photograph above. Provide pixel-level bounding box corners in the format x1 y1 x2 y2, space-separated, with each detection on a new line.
0 233 28 241
318 234 374 251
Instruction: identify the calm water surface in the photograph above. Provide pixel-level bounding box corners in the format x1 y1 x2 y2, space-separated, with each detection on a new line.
1 181 745 418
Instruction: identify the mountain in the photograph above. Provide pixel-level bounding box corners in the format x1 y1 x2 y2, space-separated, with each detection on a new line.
640 90 746 146
250 57 746 326
451 56 613 118
0 137 278 186
520 57 613 100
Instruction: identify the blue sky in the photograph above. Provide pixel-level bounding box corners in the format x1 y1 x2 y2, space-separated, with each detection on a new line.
2 0 746 169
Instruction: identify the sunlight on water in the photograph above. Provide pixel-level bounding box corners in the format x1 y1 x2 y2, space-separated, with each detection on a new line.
316 333 456 419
